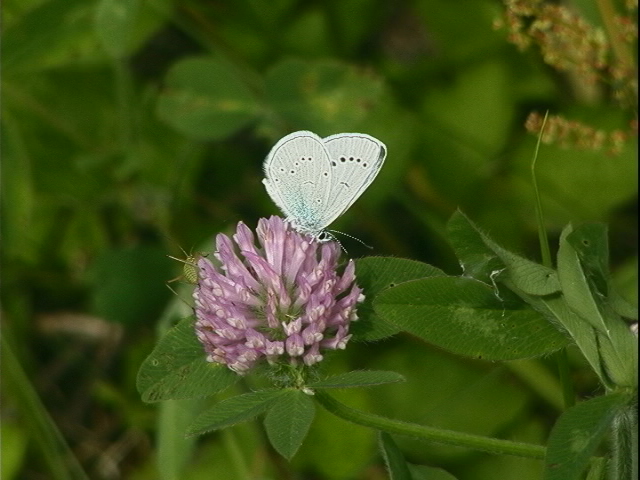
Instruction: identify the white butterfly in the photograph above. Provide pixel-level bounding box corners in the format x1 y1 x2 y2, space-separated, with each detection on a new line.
262 131 386 240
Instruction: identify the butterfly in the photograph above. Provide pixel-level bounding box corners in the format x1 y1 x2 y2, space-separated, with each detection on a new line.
262 131 386 240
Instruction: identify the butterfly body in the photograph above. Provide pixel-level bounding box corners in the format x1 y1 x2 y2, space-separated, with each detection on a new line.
262 131 386 239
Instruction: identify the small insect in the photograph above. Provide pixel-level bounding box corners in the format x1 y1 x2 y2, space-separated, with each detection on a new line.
262 131 386 240
166 246 207 298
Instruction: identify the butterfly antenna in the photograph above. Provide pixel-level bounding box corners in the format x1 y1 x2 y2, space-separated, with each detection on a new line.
327 229 373 250
333 234 349 255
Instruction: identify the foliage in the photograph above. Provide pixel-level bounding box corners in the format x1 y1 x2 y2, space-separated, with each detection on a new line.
1 0 636 479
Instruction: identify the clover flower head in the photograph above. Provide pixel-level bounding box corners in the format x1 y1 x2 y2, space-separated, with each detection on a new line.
193 216 364 375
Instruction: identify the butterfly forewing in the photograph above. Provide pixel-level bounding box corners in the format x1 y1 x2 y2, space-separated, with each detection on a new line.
262 131 333 235
320 133 386 226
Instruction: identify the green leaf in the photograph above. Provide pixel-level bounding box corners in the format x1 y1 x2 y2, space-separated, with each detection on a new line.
308 370 405 389
374 276 568 360
1 0 98 72
136 316 238 403
585 457 608 480
566 223 610 296
544 392 631 480
515 292 607 386
408 464 459 480
558 224 610 334
187 390 283 437
157 56 259 140
610 289 639 321
265 58 383 134
94 0 140 58
610 257 638 319
264 390 315 460
447 209 504 283
557 224 638 387
594 315 638 389
567 223 637 321
379 432 412 480
490 245 561 297
507 258 636 388
449 211 560 296
353 256 446 341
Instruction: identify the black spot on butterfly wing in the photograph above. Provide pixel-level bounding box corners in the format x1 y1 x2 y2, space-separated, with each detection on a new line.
319 133 387 225
263 132 332 223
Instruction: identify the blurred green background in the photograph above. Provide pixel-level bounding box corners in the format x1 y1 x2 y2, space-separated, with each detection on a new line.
1 0 637 479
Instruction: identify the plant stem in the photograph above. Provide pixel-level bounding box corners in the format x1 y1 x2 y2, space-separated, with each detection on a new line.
531 111 576 410
555 349 576 409
530 110 551 270
221 429 252 480
314 391 546 460
610 403 638 480
1 335 90 480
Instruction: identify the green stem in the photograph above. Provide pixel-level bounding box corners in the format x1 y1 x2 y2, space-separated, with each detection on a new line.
531 111 576 410
314 391 546 459
157 399 200 479
221 429 252 480
1 335 90 480
555 349 576 409
610 403 638 480
531 110 551 270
